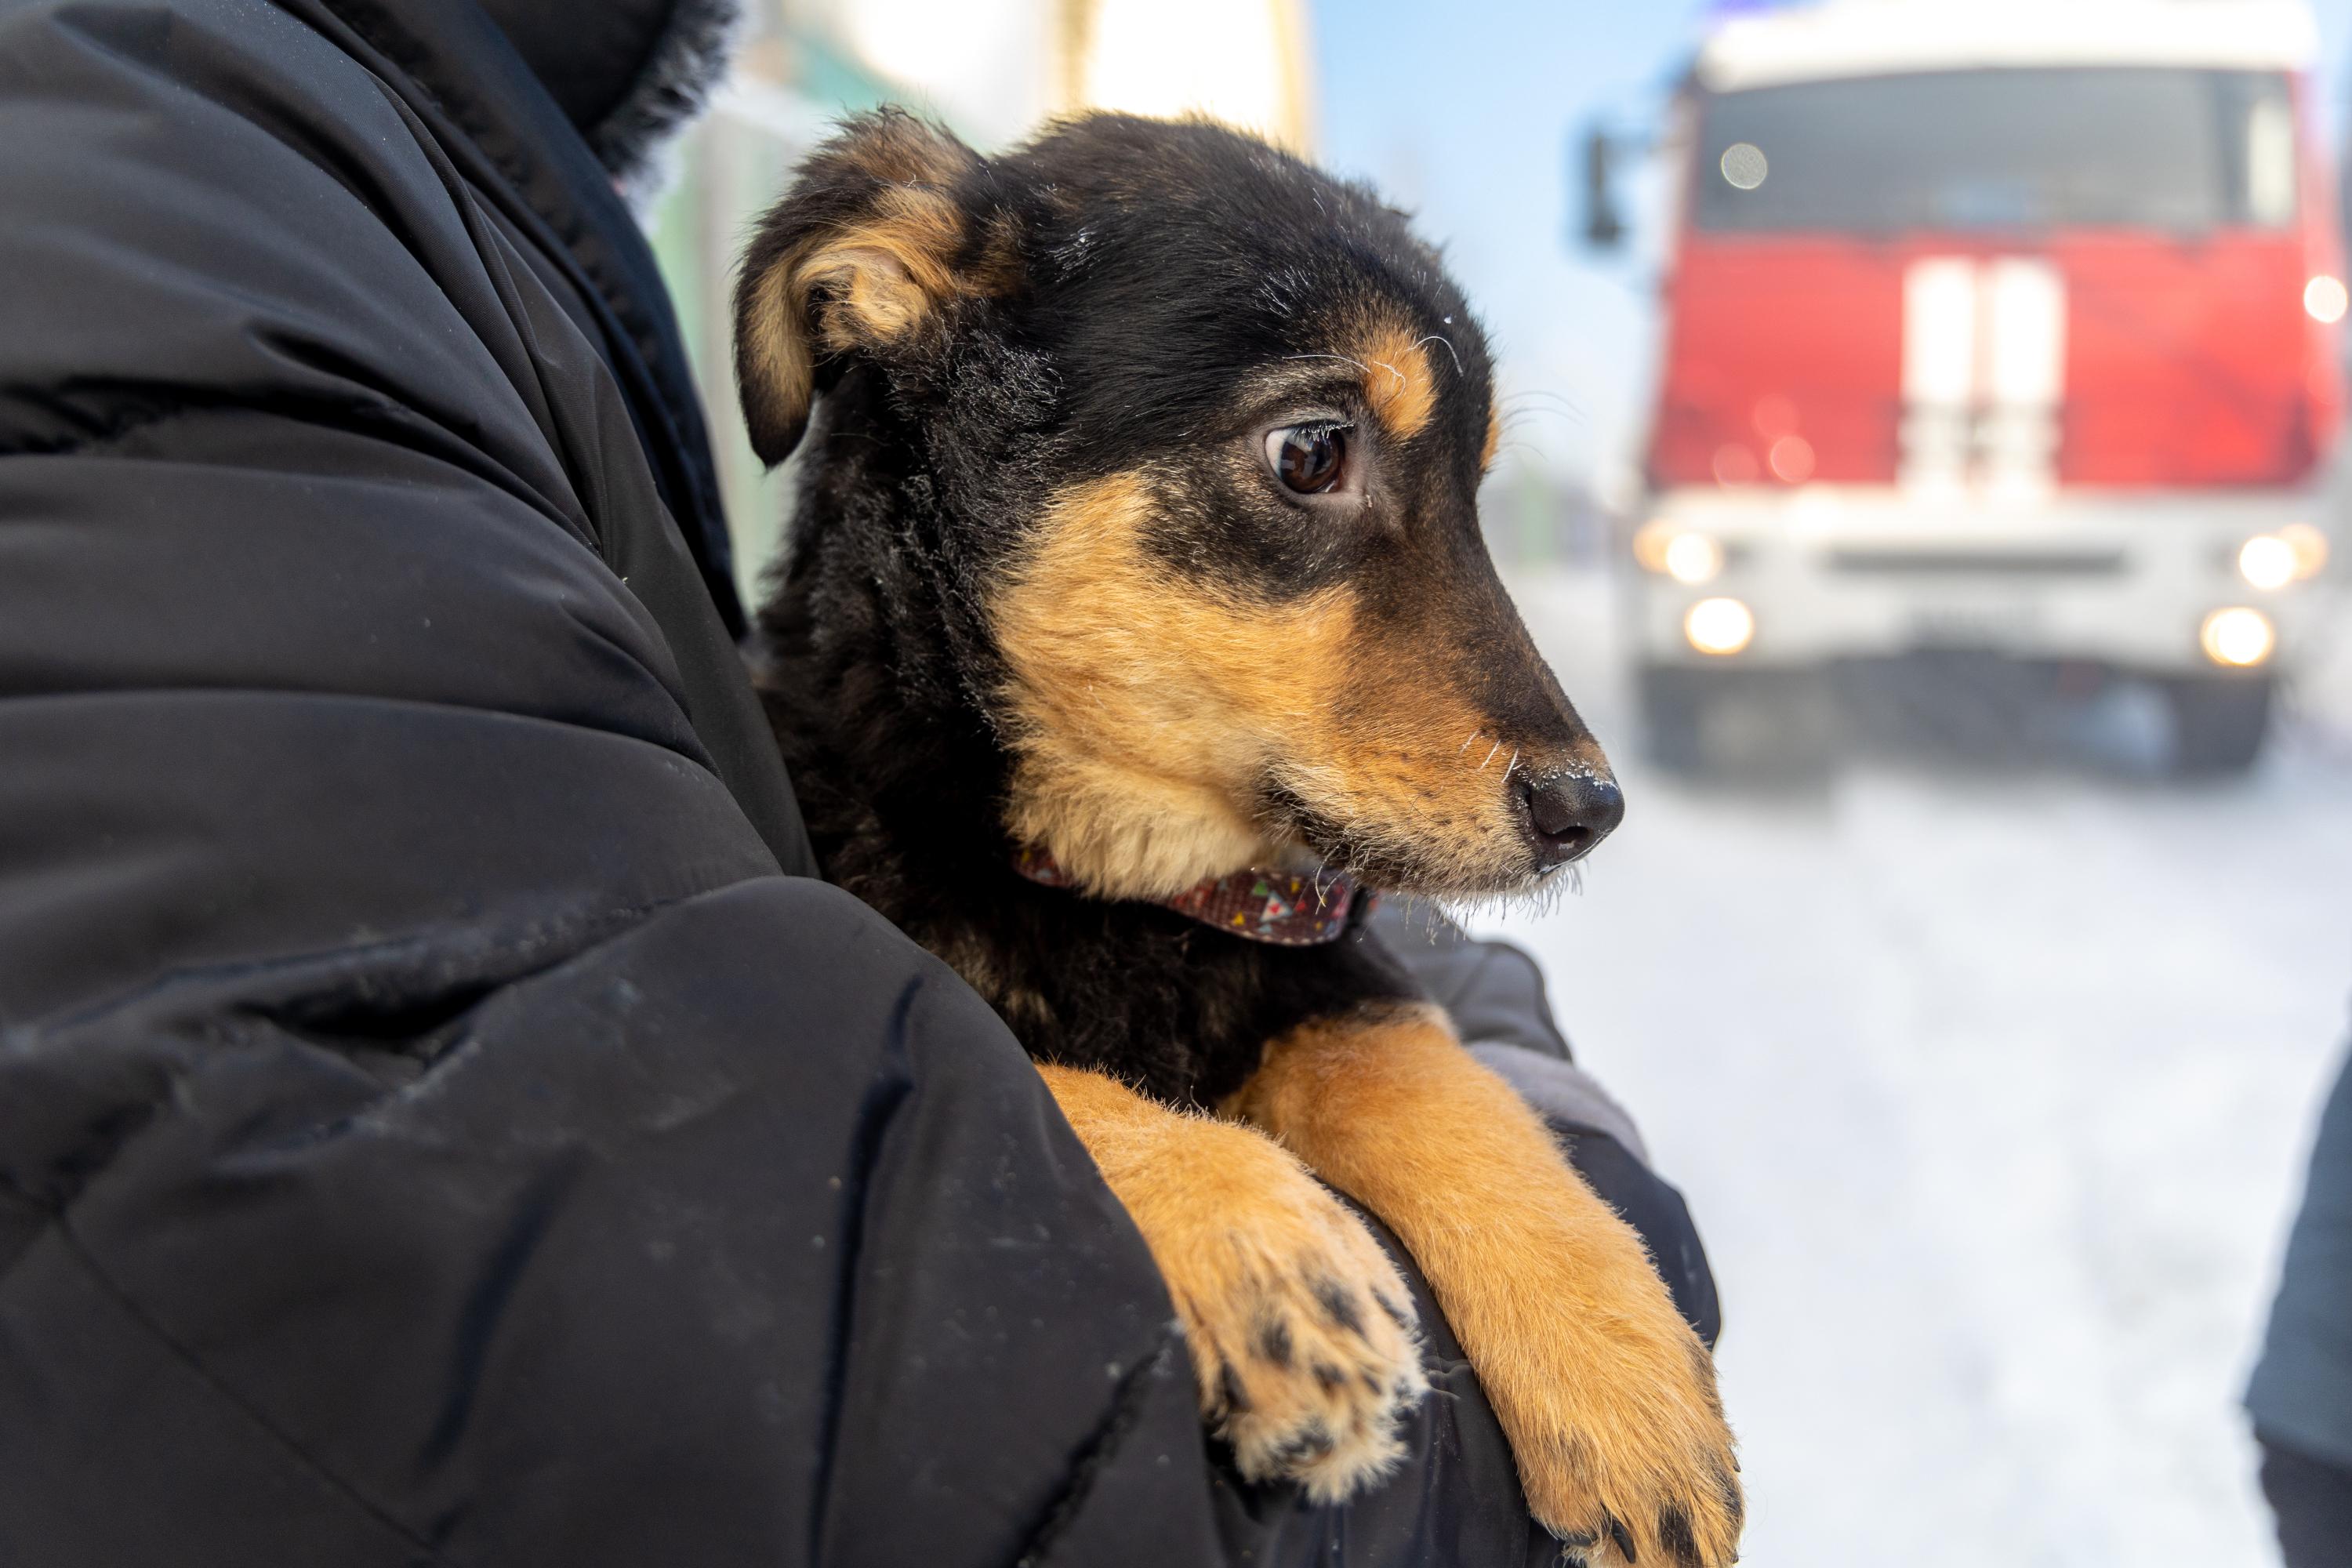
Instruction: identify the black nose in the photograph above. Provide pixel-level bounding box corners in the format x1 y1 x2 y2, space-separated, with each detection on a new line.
1518 768 1624 868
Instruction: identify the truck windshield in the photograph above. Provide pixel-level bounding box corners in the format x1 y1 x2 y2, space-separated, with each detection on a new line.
1693 67 2296 235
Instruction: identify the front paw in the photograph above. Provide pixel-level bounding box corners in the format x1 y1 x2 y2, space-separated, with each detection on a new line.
1135 1126 1430 1502
1501 1262 1742 1566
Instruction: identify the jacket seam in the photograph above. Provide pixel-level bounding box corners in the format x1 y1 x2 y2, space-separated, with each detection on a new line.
0 687 737 837
32 1208 462 1564
305 0 728 549
5 888 724 1213
0 398 191 459
1011 1329 1187 1568
0 387 413 463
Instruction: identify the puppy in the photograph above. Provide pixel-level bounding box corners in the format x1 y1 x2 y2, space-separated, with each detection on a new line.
734 110 1740 1566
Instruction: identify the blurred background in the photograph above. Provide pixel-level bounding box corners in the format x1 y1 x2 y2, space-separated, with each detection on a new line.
645 2 2352 1562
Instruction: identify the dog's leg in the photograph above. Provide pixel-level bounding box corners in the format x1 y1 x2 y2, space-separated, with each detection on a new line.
1036 1062 1428 1500
1226 1006 1742 1566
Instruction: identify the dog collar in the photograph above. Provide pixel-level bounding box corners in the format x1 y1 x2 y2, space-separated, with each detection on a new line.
1012 845 1368 946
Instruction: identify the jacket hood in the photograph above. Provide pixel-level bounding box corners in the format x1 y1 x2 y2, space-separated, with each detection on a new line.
316 0 746 628
477 0 742 198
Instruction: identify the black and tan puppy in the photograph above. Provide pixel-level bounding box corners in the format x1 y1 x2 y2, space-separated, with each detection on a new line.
733 111 1740 1566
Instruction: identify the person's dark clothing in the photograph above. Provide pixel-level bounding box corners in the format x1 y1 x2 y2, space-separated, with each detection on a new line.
0 2 1714 1564
1383 906 1577 1062
2249 1045 2352 1469
2259 1433 2352 1568
2251 1045 2352 1564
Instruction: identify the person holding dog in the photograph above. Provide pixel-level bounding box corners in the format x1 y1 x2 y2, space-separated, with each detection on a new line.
0 1 1719 1563
2249 1042 2352 1567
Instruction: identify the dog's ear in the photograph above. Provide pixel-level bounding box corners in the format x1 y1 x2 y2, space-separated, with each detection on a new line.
732 111 993 466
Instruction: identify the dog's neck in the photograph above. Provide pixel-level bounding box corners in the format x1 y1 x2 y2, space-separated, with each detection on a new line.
1011 843 1366 946
755 390 1022 872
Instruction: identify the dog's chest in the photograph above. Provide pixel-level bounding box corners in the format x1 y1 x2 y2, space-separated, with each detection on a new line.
928 887 1419 1105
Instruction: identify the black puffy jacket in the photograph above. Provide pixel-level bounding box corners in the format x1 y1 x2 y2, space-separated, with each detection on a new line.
0 2 1711 1563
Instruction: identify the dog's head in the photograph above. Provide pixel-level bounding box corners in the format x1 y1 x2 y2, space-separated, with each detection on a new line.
736 111 1618 902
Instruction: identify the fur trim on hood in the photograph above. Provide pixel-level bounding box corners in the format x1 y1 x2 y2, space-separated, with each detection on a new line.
591 0 742 204
478 0 745 207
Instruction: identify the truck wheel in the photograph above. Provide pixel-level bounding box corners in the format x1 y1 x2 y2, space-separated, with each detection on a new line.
2165 676 2273 776
1637 666 1711 771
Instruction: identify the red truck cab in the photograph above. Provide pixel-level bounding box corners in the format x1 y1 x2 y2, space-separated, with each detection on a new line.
1610 0 2341 772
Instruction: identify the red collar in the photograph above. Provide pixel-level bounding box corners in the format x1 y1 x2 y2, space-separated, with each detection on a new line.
1013 845 1369 946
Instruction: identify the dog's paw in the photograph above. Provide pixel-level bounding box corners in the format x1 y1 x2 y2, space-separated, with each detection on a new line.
1138 1126 1428 1502
1499 1259 1742 1567
1218 1010 1742 1559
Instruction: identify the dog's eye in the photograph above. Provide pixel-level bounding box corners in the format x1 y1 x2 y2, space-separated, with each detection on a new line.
1266 424 1350 495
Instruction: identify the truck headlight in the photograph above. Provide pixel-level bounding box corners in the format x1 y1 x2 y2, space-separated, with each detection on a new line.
2307 275 2348 324
2200 607 2275 668
1663 532 1725 585
1634 521 1725 584
2238 534 2299 590
1685 597 1755 656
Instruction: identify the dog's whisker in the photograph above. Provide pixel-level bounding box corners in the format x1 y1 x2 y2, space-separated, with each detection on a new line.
1498 390 1591 429
1479 741 1502 771
1283 352 1373 377
1410 333 1463 375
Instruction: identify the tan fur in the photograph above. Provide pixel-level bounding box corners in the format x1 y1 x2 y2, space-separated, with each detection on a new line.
1227 1007 1743 1566
994 473 1345 895
993 474 1545 898
740 146 982 452
742 264 817 456
1351 320 1437 439
798 187 971 350
1481 405 1503 472
1035 1062 1428 1501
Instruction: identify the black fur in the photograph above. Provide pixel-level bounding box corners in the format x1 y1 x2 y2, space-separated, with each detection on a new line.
742 112 1596 1104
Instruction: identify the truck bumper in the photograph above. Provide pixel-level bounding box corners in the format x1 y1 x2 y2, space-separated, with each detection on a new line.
1628 485 2329 674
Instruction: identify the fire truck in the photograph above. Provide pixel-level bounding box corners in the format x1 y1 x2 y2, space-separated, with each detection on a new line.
1587 0 2342 773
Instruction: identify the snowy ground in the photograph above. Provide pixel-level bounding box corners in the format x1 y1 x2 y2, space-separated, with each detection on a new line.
1465 568 2352 1568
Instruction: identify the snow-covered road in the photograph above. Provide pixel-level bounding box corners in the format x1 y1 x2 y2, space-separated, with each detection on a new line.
1466 571 2352 1567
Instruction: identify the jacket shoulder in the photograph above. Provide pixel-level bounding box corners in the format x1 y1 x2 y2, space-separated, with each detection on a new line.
0 0 587 525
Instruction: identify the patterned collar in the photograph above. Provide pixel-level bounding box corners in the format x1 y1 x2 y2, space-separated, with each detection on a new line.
1012 845 1369 946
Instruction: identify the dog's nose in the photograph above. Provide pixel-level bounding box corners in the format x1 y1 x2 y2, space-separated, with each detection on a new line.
1517 769 1623 868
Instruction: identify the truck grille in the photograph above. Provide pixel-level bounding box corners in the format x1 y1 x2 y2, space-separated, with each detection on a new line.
1824 547 2128 577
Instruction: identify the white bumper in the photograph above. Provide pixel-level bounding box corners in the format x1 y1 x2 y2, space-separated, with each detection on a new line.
1629 485 2328 673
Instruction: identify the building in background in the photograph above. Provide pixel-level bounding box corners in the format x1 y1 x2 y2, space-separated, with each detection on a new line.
648 0 1316 602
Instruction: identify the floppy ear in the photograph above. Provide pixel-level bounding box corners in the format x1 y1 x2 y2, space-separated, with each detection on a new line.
732 111 993 466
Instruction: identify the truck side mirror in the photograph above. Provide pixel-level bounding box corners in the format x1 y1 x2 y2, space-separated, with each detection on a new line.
1580 124 1625 251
